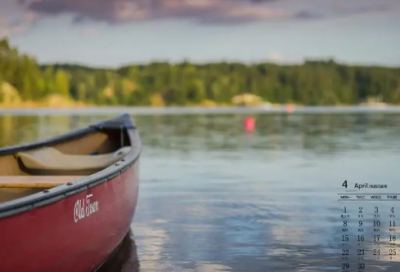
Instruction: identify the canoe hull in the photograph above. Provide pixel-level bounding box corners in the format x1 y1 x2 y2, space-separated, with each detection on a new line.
0 161 139 272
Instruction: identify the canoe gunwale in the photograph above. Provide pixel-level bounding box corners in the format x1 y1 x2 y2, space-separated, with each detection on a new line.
0 114 141 219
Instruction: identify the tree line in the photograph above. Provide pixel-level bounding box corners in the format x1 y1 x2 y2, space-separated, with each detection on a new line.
1 38 400 106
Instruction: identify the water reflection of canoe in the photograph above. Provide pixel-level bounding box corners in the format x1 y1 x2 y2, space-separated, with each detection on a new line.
0 114 141 272
96 229 140 272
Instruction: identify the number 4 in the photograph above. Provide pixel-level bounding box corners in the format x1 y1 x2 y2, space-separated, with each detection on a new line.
342 180 348 189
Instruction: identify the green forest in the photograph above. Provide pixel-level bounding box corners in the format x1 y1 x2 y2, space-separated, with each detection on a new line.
1 38 400 107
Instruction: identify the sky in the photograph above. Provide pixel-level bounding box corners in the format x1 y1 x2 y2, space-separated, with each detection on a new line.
0 0 399 68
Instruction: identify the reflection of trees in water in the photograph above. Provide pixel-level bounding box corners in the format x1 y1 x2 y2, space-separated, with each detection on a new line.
0 115 116 148
0 116 14 147
135 113 400 155
0 116 39 147
96 229 140 272
3 113 400 154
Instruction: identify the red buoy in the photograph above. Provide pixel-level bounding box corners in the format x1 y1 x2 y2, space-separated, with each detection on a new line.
244 117 255 131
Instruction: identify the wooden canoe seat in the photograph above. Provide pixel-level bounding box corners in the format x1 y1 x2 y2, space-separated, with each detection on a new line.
16 146 131 172
0 176 85 188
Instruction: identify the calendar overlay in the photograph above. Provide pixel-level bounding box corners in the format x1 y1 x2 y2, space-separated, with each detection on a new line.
338 181 399 272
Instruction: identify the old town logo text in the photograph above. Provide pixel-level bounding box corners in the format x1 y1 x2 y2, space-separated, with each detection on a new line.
74 194 99 223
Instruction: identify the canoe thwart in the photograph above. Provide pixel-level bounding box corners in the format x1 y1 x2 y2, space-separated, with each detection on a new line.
16 146 131 172
0 176 85 188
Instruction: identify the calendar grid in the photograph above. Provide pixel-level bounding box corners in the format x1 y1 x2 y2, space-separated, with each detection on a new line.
339 180 398 271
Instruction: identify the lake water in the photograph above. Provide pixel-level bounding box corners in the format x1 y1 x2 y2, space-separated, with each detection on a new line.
1 111 400 272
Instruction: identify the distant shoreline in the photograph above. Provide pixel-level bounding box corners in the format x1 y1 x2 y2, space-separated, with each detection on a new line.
0 100 394 110
1 105 400 116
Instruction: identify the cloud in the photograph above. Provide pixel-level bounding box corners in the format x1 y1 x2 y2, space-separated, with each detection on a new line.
82 28 100 37
0 0 40 38
0 17 27 38
24 0 292 24
0 11 40 38
294 11 324 20
23 10 40 24
288 1 398 21
332 3 390 16
267 52 282 62
0 0 396 29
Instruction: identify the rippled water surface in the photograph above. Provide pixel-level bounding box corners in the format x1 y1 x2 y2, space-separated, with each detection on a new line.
1 112 400 272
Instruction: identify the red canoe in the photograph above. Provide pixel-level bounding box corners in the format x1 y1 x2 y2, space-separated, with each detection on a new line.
0 114 141 272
